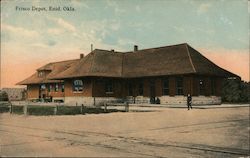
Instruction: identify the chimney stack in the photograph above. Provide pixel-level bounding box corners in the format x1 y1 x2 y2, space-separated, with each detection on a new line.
80 54 84 59
91 44 93 52
134 45 138 52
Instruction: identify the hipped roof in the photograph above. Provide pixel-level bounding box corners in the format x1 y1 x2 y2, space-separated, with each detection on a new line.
17 59 78 85
51 43 238 79
18 43 239 85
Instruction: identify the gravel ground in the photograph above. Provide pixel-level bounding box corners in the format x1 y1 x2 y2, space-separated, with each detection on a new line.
0 105 249 157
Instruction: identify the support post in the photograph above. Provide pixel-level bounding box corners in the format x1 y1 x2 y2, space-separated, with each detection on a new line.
54 105 57 115
24 104 28 116
104 102 107 112
81 104 85 114
125 102 129 112
9 101 12 114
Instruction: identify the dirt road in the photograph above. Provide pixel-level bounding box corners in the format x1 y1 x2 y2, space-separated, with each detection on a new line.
0 106 249 157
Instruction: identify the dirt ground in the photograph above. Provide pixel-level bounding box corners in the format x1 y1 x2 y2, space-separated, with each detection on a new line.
0 105 249 157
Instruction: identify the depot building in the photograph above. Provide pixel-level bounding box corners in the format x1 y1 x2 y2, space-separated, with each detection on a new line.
18 43 239 106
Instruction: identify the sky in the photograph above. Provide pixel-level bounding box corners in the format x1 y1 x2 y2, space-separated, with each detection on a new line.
1 0 249 88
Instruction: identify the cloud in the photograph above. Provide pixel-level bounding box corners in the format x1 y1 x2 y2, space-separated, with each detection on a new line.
1 23 39 37
118 38 135 46
110 22 120 31
197 3 212 14
30 43 48 48
47 40 56 46
71 0 89 8
135 5 141 12
57 18 76 32
47 28 63 35
106 0 125 14
47 17 76 32
172 26 185 32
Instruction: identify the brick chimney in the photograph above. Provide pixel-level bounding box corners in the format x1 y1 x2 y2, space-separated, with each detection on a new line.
80 54 84 59
134 45 138 52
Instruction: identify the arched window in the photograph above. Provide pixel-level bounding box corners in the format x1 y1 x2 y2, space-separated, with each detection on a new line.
73 79 83 92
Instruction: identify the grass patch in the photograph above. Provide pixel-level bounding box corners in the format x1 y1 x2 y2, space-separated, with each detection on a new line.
57 106 81 115
7 105 124 116
84 107 105 114
12 106 24 114
28 105 55 116
0 106 9 113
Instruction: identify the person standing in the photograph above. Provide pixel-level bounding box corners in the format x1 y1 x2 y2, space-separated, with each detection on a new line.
187 94 192 110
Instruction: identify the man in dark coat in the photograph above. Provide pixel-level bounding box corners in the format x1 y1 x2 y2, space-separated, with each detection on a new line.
187 94 192 110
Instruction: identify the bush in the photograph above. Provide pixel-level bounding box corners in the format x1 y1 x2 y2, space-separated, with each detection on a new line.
57 106 81 115
84 107 105 114
7 105 122 116
222 79 250 103
0 91 9 101
0 106 9 113
28 106 55 115
12 106 24 114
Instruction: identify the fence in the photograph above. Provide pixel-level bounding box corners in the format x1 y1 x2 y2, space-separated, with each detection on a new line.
0 101 130 116
103 102 129 112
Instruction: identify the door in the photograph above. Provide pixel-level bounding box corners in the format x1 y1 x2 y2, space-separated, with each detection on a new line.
149 80 155 104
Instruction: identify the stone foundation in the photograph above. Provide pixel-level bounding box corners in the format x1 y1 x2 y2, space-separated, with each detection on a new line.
64 97 122 106
159 96 221 105
64 95 221 106
125 96 150 104
52 97 64 102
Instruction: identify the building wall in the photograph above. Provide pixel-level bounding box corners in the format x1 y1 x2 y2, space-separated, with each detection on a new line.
46 83 65 99
27 85 39 99
91 75 223 98
92 78 123 98
25 75 224 105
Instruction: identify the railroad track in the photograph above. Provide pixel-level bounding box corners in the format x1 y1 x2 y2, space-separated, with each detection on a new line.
0 119 249 157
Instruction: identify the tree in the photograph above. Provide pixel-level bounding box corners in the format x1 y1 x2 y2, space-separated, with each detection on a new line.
0 91 9 101
222 78 250 103
240 81 250 103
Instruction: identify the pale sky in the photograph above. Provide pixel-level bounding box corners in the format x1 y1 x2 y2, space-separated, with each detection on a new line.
1 0 249 88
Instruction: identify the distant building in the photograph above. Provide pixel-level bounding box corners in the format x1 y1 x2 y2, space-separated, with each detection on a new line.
17 43 239 105
1 88 26 101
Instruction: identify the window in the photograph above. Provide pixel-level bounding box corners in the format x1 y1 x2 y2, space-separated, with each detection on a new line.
38 71 44 77
138 81 144 96
211 78 215 95
128 82 133 96
40 84 46 90
176 77 183 95
105 80 113 93
162 78 169 95
73 79 83 92
61 84 64 92
48 84 53 92
55 83 59 92
199 79 205 95
149 80 155 97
